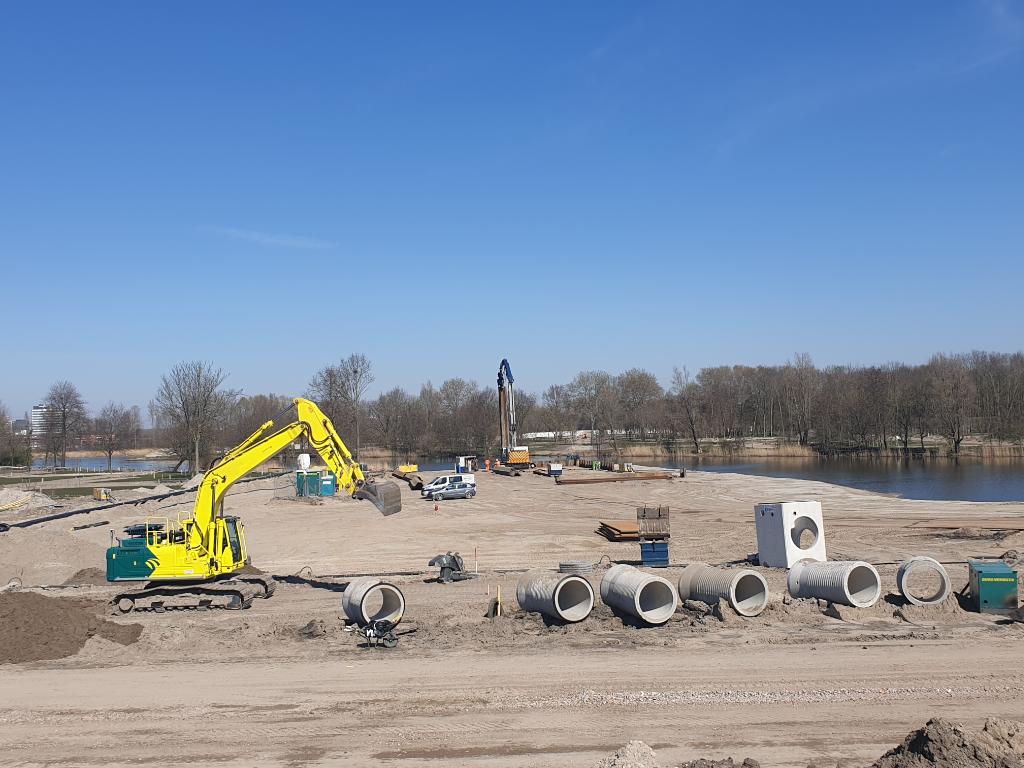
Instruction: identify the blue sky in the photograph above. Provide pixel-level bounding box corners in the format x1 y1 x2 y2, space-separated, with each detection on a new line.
2 1 1022 419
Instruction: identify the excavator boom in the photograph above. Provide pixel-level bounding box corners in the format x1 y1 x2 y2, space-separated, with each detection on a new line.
105 398 402 612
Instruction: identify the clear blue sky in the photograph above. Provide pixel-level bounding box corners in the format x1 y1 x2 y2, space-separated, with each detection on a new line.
2 2 1022 419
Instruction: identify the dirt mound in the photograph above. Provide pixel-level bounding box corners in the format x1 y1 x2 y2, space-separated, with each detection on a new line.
0 527 106 586
0 592 142 664
873 717 1024 767
62 567 109 586
593 742 760 768
595 741 659 768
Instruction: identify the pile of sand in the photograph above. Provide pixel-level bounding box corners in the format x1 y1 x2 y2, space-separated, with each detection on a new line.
873 718 1024 768
0 592 142 664
62 567 109 586
593 742 759 768
0 527 106 585
595 741 659 768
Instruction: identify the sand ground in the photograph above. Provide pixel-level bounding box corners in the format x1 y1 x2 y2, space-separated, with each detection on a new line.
1 467 1022 767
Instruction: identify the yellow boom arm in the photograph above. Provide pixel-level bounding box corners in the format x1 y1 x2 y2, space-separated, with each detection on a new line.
187 398 401 556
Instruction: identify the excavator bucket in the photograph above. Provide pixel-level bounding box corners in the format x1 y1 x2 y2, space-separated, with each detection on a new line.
354 480 403 516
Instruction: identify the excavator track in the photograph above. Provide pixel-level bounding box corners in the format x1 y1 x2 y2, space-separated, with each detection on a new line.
236 572 277 598
111 579 265 615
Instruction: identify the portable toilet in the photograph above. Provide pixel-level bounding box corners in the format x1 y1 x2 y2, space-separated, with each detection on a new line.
319 471 337 497
296 470 321 497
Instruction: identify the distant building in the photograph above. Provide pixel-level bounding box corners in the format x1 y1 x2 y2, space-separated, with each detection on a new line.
30 404 52 448
11 418 29 436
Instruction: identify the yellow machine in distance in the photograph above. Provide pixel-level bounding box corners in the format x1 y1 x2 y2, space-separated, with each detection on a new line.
107 398 402 612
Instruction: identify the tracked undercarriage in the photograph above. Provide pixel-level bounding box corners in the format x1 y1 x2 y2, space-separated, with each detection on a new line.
111 573 276 614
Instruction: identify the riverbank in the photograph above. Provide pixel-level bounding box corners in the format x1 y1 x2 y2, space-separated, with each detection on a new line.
525 436 1024 460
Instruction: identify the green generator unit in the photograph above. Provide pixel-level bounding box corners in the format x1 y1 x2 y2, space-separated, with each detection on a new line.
968 560 1018 614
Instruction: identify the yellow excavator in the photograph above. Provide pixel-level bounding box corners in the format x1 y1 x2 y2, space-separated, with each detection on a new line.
106 398 402 613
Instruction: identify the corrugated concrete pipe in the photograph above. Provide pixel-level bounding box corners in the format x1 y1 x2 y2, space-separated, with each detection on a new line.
897 556 951 606
787 560 881 608
677 563 770 617
342 577 406 626
600 564 678 625
516 570 595 622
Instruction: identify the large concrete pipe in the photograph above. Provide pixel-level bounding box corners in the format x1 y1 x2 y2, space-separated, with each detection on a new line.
516 570 595 623
600 564 678 625
342 577 406 626
677 563 770 617
897 556 951 606
787 560 881 608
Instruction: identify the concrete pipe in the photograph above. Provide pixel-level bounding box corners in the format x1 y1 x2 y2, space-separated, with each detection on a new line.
677 563 770 617
516 570 595 623
787 560 881 608
342 577 406 626
897 556 951 606
600 564 678 625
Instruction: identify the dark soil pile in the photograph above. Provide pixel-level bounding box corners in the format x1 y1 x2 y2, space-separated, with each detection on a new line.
0 592 143 664
873 718 1024 768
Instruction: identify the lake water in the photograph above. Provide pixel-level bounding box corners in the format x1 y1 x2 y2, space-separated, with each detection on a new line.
31 456 179 472
414 455 1023 501
654 457 1024 502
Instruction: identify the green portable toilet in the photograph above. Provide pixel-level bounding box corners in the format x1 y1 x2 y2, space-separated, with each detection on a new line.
296 470 321 497
968 560 1018 614
320 472 337 496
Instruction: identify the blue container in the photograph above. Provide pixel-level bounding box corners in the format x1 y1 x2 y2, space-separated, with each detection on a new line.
640 542 669 568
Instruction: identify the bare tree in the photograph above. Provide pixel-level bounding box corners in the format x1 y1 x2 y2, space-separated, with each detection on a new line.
308 353 374 456
928 354 975 455
154 361 237 474
338 353 374 457
44 380 87 468
670 367 703 453
95 402 133 470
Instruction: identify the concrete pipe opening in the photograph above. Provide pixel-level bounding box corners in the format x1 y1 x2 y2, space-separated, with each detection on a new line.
636 580 676 625
600 564 678 626
517 571 594 623
732 572 769 617
845 564 881 608
554 577 594 622
897 556 951 606
342 577 406 626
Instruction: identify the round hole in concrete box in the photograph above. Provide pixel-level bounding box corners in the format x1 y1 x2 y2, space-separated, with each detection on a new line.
790 516 819 550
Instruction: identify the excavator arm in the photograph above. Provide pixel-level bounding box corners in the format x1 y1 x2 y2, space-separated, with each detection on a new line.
189 398 401 556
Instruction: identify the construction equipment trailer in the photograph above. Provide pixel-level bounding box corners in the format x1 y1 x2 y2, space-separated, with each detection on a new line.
497 358 533 468
106 398 402 613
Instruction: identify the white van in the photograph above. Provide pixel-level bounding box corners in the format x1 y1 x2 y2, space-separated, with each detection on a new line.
421 473 476 496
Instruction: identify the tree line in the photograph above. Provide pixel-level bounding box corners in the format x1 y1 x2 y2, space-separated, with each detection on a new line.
4 349 1023 471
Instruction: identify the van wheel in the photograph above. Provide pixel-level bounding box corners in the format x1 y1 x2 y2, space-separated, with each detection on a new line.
432 493 442 501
